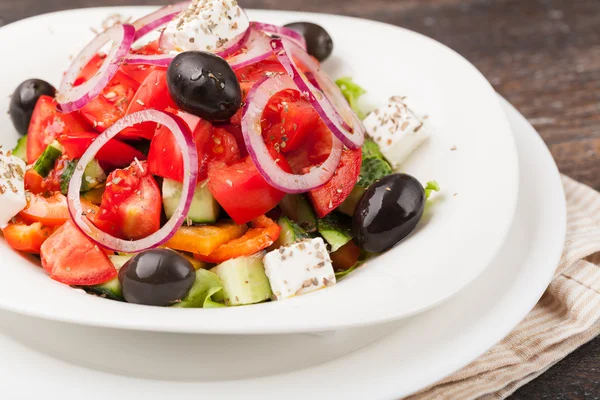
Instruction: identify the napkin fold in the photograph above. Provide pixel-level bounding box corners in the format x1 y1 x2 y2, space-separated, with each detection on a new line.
409 175 600 399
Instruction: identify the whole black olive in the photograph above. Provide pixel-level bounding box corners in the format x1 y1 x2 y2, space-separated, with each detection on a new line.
9 79 56 135
119 249 196 306
352 173 425 253
283 22 334 62
167 51 241 121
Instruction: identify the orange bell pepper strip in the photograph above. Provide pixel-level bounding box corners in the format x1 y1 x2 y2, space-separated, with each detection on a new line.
165 221 248 256
194 215 281 264
2 218 57 254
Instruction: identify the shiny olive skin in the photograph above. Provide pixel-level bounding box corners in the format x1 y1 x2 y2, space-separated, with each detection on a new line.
9 79 56 135
283 22 334 62
352 173 425 253
167 51 241 121
119 249 196 307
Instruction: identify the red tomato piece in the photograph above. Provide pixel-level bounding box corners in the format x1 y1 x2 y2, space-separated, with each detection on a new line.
306 147 362 218
285 120 333 173
27 95 90 163
24 169 44 195
119 70 177 139
207 152 289 225
73 53 106 87
95 160 161 240
59 131 146 169
19 192 70 226
120 41 165 84
2 219 56 254
40 220 117 285
194 215 280 263
79 70 140 132
40 156 70 194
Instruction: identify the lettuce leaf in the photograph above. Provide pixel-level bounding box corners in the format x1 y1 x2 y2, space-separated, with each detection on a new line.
173 269 226 308
425 180 440 199
335 77 367 119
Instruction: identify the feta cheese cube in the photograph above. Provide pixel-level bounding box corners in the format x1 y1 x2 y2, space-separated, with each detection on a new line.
0 151 27 228
264 238 336 300
162 0 250 53
362 96 430 168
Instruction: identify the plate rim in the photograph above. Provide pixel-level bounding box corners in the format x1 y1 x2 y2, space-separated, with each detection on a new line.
0 6 520 334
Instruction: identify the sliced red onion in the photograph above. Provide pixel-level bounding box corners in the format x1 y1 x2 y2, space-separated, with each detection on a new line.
305 71 351 131
242 75 343 193
250 22 307 50
57 24 135 113
67 110 198 253
271 38 365 150
125 53 176 67
132 1 191 41
216 27 252 59
226 28 273 70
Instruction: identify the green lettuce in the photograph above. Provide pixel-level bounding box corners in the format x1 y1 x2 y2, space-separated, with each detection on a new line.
173 269 226 308
425 180 440 199
335 77 367 119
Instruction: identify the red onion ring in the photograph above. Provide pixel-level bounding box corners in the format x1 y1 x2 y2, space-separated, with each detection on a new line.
132 1 191 41
125 53 176 67
250 22 307 50
271 38 365 150
57 24 135 113
305 71 351 131
67 110 198 253
226 28 273 70
216 27 252 59
242 75 343 193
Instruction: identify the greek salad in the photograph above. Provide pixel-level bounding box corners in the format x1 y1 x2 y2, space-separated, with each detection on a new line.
2 0 438 308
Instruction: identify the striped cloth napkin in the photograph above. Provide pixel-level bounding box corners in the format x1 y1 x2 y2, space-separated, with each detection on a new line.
409 175 600 399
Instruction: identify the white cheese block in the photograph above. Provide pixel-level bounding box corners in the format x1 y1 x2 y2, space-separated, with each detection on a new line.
263 237 336 300
362 96 430 168
0 150 27 228
162 0 250 53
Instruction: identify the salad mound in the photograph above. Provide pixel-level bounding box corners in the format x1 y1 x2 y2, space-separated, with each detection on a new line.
2 0 437 308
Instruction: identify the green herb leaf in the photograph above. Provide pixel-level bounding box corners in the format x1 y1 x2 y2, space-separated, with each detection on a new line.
424 180 440 199
335 261 364 280
335 77 367 119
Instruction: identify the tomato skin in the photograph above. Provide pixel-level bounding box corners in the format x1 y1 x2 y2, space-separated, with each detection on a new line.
195 215 280 263
307 148 362 218
19 193 70 226
59 131 146 169
27 96 90 162
208 153 289 225
2 219 56 254
95 161 161 240
79 70 140 132
24 169 44 195
40 220 117 285
119 70 177 139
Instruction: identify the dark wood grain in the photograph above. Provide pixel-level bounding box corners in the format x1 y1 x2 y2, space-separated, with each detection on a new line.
1 0 599 397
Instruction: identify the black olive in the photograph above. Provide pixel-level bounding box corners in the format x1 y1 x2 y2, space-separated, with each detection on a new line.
352 173 425 253
9 79 56 135
283 22 334 62
119 249 196 306
167 51 241 121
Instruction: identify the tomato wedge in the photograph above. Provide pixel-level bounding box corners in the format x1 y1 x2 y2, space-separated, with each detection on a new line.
79 70 140 132
40 220 117 285
194 215 280 263
59 131 146 168
306 147 362 218
95 160 161 240
24 169 44 195
2 219 56 254
165 221 248 256
120 41 164 84
27 95 90 162
19 192 70 226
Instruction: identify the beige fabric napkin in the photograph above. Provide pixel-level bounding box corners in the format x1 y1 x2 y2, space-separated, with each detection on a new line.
409 175 600 400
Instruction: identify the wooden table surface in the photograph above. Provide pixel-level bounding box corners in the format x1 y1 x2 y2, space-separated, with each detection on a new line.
1 0 599 397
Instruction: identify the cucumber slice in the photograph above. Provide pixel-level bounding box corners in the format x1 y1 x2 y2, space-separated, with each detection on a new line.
162 178 220 224
273 216 311 248
32 140 63 177
83 254 131 301
81 186 105 205
12 136 27 163
318 213 353 252
337 186 365 217
211 253 272 306
279 194 317 232
81 159 106 191
173 269 225 308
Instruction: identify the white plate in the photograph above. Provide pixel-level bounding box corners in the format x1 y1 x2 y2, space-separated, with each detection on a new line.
0 7 518 334
0 97 565 399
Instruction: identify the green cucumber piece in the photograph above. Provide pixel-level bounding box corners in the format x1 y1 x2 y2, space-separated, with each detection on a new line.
162 178 220 224
338 186 365 217
357 156 393 188
32 140 63 177
173 269 225 308
279 194 317 232
83 255 131 301
361 138 385 160
211 253 272 306
60 160 76 195
318 212 353 252
81 159 106 191
12 136 27 163
273 216 311 248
